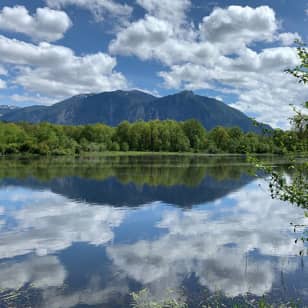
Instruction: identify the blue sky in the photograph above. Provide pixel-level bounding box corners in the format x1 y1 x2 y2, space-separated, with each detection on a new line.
0 0 307 127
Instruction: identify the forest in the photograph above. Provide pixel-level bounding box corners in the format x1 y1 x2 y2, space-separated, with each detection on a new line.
0 118 307 155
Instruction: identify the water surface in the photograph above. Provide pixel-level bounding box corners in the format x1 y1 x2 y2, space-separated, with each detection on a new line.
0 155 307 307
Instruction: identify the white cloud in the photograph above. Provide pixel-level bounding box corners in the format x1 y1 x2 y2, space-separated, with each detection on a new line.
109 15 217 67
46 0 132 23
110 4 307 128
200 5 277 48
110 15 175 62
0 188 126 259
0 79 6 89
0 65 7 75
136 0 190 25
110 5 278 63
0 6 72 42
10 94 55 105
278 32 301 46
0 35 127 98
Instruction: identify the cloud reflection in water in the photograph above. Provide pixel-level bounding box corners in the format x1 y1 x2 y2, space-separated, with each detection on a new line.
107 180 307 298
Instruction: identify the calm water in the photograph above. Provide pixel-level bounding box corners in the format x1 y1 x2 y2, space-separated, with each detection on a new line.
0 155 307 307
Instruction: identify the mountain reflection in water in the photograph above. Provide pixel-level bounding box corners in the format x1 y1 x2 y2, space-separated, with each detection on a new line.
0 155 307 308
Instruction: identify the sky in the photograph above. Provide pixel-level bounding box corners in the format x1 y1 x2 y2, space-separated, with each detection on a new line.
0 0 307 128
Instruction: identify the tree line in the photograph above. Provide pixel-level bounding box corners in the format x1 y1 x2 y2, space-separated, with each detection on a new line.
0 119 307 155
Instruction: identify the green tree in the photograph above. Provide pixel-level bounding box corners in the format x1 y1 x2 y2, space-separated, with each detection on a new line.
115 121 131 145
208 126 229 152
182 119 207 151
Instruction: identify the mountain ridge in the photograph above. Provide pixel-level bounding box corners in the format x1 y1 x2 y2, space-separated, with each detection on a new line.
0 105 20 117
0 90 270 132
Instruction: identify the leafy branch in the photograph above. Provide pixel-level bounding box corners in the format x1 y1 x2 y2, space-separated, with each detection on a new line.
248 156 308 208
286 40 308 85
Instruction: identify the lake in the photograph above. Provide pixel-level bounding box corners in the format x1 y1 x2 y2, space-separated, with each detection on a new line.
0 155 307 307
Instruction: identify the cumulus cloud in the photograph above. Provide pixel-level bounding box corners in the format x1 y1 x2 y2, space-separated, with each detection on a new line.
107 179 307 299
200 5 277 48
109 16 217 67
111 5 279 64
46 0 132 23
109 0 200 65
9 94 55 105
136 0 190 25
0 188 125 259
0 6 71 42
110 4 307 128
110 15 175 62
278 32 302 46
0 35 127 98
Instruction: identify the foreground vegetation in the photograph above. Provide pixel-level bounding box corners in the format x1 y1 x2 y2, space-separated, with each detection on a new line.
257 42 308 210
0 118 307 156
130 288 301 308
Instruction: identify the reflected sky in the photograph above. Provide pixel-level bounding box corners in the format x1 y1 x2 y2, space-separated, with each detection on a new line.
0 156 307 307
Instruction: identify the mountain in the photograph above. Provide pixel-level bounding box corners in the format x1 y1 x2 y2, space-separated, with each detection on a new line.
0 90 269 132
1 91 155 126
0 105 19 117
142 91 265 132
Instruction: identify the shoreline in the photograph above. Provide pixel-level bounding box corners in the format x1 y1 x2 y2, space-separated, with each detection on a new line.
0 151 307 157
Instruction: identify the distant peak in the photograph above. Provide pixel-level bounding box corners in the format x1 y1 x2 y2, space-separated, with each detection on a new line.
115 89 157 97
71 93 94 99
0 105 19 109
122 90 144 95
177 90 194 97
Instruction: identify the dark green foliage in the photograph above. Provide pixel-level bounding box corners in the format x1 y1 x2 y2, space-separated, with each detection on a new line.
286 40 308 84
182 119 206 151
0 119 307 156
